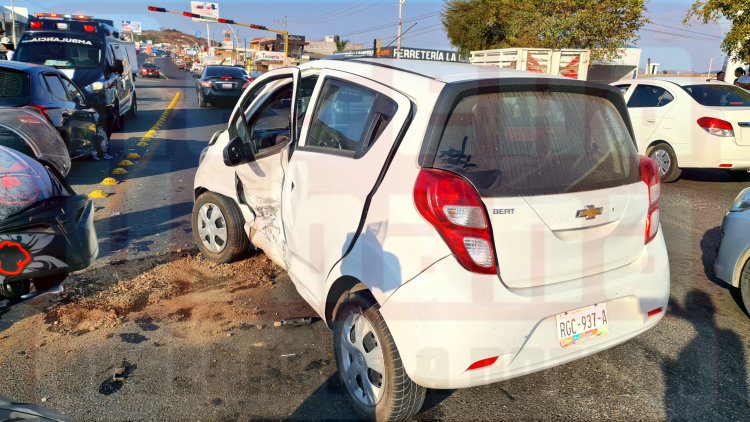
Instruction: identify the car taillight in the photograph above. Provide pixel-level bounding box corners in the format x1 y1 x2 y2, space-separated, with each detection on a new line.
30 21 42 29
83 25 96 33
640 156 661 244
414 168 496 274
201 81 213 88
697 117 734 137
26 104 50 121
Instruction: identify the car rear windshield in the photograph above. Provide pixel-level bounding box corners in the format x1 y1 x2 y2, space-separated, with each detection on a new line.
683 84 750 107
434 90 640 197
143 63 157 68
0 69 30 106
205 67 245 78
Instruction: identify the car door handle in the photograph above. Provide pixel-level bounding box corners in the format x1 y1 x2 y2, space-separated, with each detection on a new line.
291 181 295 191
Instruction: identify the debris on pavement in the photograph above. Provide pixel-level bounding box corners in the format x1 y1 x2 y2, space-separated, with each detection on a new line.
274 317 315 328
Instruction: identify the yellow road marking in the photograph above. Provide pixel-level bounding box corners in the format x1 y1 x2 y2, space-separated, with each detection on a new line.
96 91 182 219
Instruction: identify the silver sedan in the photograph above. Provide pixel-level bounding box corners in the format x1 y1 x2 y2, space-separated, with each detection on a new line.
715 187 750 315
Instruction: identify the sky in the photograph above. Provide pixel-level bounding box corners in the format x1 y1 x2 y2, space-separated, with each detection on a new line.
4 0 731 72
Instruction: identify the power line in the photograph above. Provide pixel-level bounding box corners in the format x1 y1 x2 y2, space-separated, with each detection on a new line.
311 0 390 24
641 28 722 42
647 22 723 39
338 12 440 37
288 0 377 24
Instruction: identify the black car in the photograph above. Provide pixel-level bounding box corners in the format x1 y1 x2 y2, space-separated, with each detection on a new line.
0 108 97 310
195 65 249 108
0 61 104 160
13 13 137 136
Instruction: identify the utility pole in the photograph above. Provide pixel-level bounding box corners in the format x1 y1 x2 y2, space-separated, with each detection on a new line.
396 0 404 59
10 0 16 45
206 22 211 55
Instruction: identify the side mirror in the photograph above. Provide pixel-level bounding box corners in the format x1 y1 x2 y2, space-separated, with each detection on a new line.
223 136 255 166
111 59 125 74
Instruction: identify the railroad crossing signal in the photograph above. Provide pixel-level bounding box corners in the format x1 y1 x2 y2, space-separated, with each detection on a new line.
147 5 289 56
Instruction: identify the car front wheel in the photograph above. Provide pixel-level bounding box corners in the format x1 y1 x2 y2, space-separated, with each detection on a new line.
191 192 249 263
333 291 426 421
646 143 681 183
740 260 750 315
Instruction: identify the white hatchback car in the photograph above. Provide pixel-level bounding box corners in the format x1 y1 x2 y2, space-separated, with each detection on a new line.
193 58 670 421
613 78 750 182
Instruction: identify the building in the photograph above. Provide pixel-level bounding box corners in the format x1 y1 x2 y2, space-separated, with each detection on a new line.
306 39 365 57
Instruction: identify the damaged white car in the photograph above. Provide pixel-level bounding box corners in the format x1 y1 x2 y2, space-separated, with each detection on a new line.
192 58 670 421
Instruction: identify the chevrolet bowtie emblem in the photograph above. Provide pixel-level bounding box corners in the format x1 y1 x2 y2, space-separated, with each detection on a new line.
576 205 603 220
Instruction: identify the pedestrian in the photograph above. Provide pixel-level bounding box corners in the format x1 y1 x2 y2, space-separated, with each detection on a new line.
717 70 725 82
0 29 12 60
734 67 750 89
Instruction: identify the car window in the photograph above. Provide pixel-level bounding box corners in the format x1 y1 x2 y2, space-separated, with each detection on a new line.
305 79 396 155
682 84 750 107
627 84 674 108
0 69 30 107
246 83 293 153
43 74 68 102
60 76 84 104
434 90 640 197
615 84 630 94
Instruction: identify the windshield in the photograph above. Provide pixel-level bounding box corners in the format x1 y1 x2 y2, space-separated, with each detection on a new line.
143 63 157 68
0 108 70 175
205 66 246 78
15 37 102 69
683 84 750 107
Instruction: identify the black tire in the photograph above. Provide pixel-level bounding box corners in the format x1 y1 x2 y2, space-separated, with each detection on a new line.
646 143 682 183
33 273 68 292
127 93 138 118
191 192 249 263
106 102 121 137
333 291 426 422
740 260 750 315
727 170 750 182
198 91 208 108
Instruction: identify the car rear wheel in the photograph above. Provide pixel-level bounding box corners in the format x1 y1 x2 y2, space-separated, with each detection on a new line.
647 143 681 183
741 260 750 315
198 91 208 108
333 291 426 422
127 93 138 118
191 192 249 263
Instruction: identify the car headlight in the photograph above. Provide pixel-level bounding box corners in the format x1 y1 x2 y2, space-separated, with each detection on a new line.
84 81 105 93
730 187 750 212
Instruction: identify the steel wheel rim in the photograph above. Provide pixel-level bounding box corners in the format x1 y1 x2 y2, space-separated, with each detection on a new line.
197 203 228 253
339 312 386 407
651 149 671 176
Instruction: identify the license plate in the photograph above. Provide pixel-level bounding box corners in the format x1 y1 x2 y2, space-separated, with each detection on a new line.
221 83 233 89
555 303 609 348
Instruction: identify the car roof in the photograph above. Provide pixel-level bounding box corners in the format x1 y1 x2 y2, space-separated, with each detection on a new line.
302 58 561 83
628 77 730 87
0 60 52 73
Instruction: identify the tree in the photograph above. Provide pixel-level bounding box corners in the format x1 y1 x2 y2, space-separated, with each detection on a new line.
442 0 649 61
335 39 350 52
685 1 750 62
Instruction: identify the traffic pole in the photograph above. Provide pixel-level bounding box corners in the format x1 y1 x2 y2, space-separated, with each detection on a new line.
396 0 404 59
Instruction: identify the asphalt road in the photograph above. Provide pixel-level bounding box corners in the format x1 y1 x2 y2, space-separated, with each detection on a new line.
0 58 748 421
67 57 231 265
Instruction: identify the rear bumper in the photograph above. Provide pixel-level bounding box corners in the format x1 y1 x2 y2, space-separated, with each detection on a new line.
202 88 243 101
379 230 670 389
0 195 98 292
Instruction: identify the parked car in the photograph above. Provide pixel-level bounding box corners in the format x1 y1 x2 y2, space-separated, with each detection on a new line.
0 61 105 160
192 58 670 420
14 13 137 136
140 62 160 78
194 65 249 108
0 108 97 311
613 78 750 182
715 187 750 315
